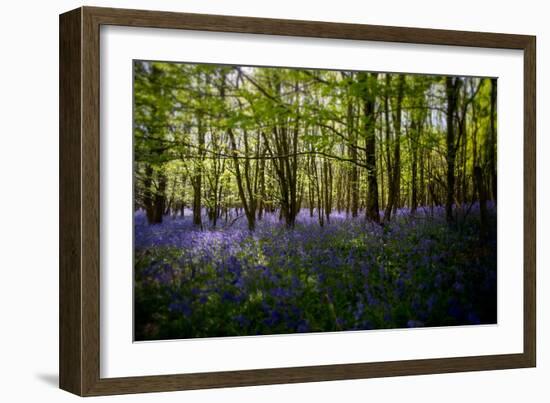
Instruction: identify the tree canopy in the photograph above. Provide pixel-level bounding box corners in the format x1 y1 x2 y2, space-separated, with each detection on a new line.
134 61 497 231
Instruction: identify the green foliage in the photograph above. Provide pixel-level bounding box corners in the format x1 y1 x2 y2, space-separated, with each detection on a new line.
133 60 496 223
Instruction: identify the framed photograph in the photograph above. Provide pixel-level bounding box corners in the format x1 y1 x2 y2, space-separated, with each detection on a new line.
59 6 536 396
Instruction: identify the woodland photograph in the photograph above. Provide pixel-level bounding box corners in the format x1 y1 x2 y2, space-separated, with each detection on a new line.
133 61 497 341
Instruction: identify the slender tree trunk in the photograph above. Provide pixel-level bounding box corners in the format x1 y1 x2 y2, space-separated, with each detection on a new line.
152 172 166 224
445 77 460 224
228 129 256 231
379 142 385 211
347 101 359 218
143 164 155 224
192 177 202 227
474 166 488 241
359 72 380 223
383 74 393 222
257 154 266 220
410 121 419 214
192 114 204 227
391 74 405 215
323 158 333 224
311 155 324 227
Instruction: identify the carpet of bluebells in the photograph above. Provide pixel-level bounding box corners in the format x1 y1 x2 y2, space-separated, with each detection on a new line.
134 205 497 340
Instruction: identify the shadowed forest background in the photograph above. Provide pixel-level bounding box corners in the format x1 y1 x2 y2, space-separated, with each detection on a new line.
133 61 497 341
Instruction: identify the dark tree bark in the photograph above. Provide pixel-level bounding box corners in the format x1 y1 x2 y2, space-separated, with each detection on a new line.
228 128 257 231
206 130 224 227
383 74 393 222
257 143 267 220
224 72 258 231
191 123 204 228
143 164 155 224
391 74 405 214
410 118 421 214
474 166 488 241
322 158 333 224
152 173 166 224
383 74 405 222
359 72 380 223
378 139 385 210
311 154 324 227
347 100 359 217
307 151 315 218
445 77 460 224
264 80 301 228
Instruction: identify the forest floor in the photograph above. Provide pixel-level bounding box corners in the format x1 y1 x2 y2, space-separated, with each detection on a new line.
134 205 497 341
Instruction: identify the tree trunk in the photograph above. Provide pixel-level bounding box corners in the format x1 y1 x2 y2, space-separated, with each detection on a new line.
323 158 333 224
391 74 405 215
410 120 419 214
192 115 204 228
257 147 266 220
445 77 460 224
383 74 393 222
152 173 166 224
359 72 380 223
474 166 488 241
347 101 359 218
143 164 155 224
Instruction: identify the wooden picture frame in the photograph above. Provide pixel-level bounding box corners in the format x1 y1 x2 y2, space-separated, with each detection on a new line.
59 6 536 396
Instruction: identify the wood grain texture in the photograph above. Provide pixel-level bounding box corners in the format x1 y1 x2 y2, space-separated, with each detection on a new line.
85 354 531 396
59 8 83 396
86 6 531 49
59 6 537 396
523 37 536 367
81 6 102 396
